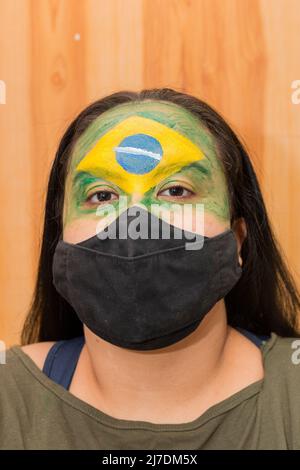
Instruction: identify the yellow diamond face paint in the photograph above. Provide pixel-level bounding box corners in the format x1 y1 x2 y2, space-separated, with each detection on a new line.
76 115 206 194
64 101 231 233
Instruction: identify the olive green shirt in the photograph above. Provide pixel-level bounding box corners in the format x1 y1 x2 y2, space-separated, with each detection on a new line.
0 333 300 449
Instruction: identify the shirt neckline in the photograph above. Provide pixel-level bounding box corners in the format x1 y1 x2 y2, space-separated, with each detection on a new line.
9 332 278 432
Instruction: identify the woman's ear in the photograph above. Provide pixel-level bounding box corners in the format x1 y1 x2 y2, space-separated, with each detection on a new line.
232 217 247 266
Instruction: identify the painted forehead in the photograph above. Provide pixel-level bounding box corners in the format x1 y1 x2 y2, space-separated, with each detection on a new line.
70 100 219 193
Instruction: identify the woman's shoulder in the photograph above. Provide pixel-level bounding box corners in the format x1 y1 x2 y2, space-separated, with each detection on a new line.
258 333 300 445
20 341 56 370
0 341 56 415
260 333 300 412
264 332 300 364
263 332 300 378
0 341 56 385
0 341 57 449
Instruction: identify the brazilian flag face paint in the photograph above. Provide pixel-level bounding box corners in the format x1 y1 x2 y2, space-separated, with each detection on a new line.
64 101 231 231
55 102 239 350
76 115 206 194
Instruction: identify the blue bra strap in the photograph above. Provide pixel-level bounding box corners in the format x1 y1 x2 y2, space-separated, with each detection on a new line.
235 326 269 347
42 336 85 390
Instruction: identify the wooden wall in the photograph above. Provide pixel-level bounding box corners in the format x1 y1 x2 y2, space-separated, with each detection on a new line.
0 0 300 346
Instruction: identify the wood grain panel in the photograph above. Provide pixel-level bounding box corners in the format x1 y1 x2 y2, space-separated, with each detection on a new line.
0 0 299 345
143 0 300 278
0 0 143 346
0 0 33 345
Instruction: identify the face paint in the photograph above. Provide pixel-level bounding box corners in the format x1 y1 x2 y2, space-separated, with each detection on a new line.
54 101 240 350
64 101 230 230
75 114 206 194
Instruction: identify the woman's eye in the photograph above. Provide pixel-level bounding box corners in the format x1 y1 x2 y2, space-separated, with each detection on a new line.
87 191 118 204
158 185 194 199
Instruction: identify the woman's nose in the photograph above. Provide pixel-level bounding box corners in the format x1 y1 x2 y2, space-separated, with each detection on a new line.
130 192 145 205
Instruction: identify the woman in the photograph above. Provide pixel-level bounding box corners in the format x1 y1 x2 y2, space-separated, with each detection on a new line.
1 88 300 449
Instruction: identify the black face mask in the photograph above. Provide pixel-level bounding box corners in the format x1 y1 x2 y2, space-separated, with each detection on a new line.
52 207 242 350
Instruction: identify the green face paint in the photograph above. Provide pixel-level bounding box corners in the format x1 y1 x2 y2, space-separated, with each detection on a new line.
63 100 230 230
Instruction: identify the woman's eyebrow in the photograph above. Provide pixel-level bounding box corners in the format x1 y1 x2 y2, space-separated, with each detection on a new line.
72 170 125 186
72 171 102 187
170 161 212 178
72 160 211 191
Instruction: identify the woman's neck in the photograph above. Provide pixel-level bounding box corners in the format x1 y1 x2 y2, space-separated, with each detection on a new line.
69 301 264 424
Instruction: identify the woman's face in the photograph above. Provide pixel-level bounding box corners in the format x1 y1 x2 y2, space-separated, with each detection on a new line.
63 100 233 244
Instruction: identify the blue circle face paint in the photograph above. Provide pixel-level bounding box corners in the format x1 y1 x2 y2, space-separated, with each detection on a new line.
115 134 163 174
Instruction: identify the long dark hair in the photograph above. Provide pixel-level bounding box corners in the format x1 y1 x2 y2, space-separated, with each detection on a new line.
21 88 300 344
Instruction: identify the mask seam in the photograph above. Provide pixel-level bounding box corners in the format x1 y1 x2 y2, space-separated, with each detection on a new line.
61 229 234 262
64 244 199 260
